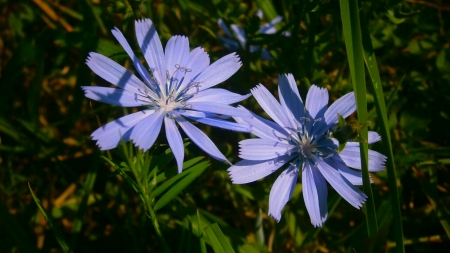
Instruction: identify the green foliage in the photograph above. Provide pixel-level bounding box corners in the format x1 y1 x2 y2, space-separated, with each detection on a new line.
1 0 450 252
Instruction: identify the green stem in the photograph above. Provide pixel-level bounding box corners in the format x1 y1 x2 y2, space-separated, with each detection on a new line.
140 183 172 253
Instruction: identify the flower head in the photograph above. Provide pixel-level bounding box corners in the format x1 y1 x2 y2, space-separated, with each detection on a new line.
82 19 250 173
217 10 289 60
228 74 386 227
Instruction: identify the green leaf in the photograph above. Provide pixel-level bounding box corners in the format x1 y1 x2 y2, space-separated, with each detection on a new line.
153 161 209 210
339 0 378 236
28 183 72 253
197 210 207 253
204 223 235 253
360 9 405 252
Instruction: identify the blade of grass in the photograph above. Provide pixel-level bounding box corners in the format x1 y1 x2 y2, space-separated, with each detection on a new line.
360 10 405 252
28 183 72 253
197 210 207 253
204 223 235 253
339 0 378 236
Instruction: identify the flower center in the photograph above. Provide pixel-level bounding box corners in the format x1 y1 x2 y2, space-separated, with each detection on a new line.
286 117 338 166
137 64 201 112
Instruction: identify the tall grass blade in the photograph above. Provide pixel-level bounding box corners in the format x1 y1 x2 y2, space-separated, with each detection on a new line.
339 0 378 236
204 223 235 253
360 11 405 252
28 183 72 253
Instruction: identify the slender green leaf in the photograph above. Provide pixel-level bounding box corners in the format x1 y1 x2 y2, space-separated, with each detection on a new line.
360 9 405 252
28 183 72 253
197 210 207 253
339 0 378 236
204 223 235 253
153 161 209 210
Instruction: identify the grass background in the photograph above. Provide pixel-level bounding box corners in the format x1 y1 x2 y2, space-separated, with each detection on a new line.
0 0 449 252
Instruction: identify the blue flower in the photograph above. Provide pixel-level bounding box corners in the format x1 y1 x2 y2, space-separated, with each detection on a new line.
228 74 386 227
217 10 289 60
82 19 250 173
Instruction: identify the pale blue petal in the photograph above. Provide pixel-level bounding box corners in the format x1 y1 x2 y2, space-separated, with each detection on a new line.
231 24 246 49
135 19 166 86
175 115 229 163
251 84 295 129
218 18 233 37
327 157 372 185
302 161 328 227
130 110 165 151
256 9 263 19
239 139 295 160
316 159 367 209
305 85 329 119
91 109 155 150
81 87 148 107
189 117 250 132
174 110 207 118
217 34 240 51
182 47 210 90
188 88 251 104
269 165 299 222
195 53 242 91
345 131 381 146
188 102 249 117
323 92 356 133
165 35 190 77
260 49 273 60
86 52 147 94
337 146 387 172
227 155 292 184
278 73 304 123
233 106 289 142
165 117 184 173
259 16 282 34
111 27 158 92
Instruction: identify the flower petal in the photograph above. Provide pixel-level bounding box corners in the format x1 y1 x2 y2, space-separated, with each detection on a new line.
302 161 328 227
217 34 240 51
135 19 167 86
188 88 251 104
86 52 147 94
227 155 292 184
175 115 228 163
111 27 158 92
188 102 249 117
129 110 164 151
218 18 233 37
165 35 190 78
345 131 381 146
316 159 367 209
182 47 210 89
239 138 295 160
195 53 242 91
337 146 387 172
188 117 250 132
81 86 148 107
251 84 295 129
231 24 246 49
259 16 282 34
323 91 356 133
165 117 184 173
278 74 304 123
91 109 155 150
233 106 289 142
305 85 329 119
327 157 372 185
269 165 299 221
